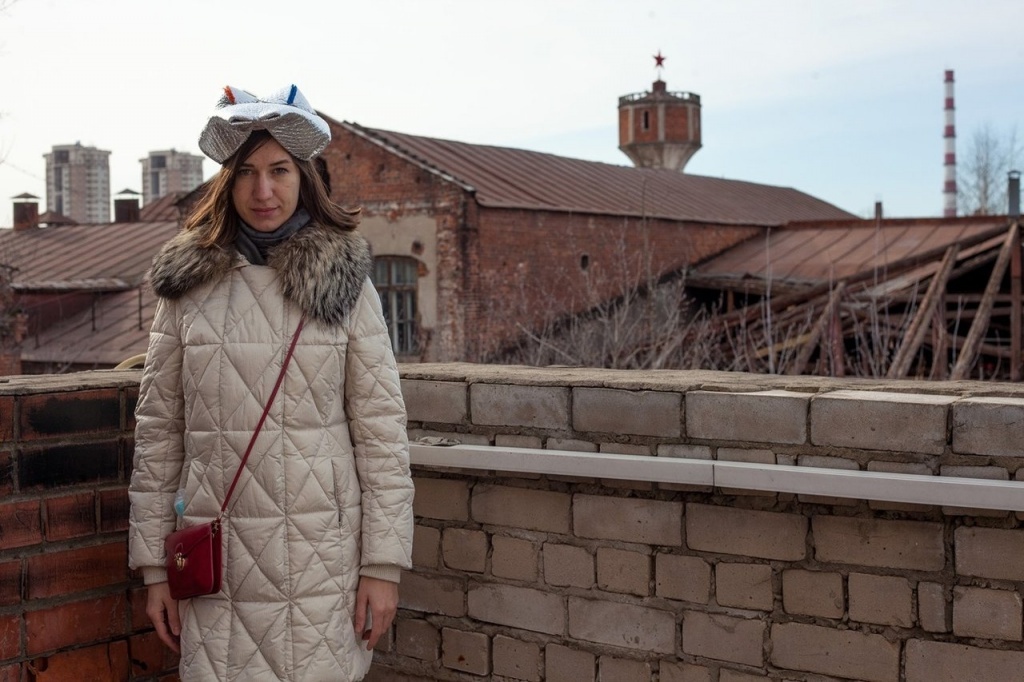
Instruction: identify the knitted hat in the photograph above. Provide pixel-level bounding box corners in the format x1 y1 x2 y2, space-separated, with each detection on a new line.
198 84 331 163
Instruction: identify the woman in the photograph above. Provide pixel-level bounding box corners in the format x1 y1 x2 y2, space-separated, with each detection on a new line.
128 85 414 681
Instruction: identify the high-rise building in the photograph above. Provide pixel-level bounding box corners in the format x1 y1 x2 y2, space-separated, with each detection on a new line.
140 150 204 205
44 143 111 223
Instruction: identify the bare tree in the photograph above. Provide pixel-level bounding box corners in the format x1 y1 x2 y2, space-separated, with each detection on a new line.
958 123 1022 216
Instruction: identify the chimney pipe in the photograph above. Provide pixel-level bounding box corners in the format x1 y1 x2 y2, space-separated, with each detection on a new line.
12 193 40 231
113 189 141 223
1010 170 1021 220
943 70 957 218
114 197 140 223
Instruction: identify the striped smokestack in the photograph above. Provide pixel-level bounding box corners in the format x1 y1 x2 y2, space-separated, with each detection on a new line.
943 70 957 217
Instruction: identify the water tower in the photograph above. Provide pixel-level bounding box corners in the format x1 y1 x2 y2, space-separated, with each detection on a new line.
618 52 702 172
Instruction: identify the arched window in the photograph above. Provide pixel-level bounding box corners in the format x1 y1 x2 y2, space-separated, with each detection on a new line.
372 257 418 355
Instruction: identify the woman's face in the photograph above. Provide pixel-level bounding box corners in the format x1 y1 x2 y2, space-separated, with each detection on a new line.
231 137 301 232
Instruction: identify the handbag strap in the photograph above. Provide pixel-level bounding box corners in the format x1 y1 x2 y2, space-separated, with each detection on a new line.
219 316 305 516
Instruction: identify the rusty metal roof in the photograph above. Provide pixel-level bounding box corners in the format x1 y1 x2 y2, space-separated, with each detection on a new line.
23 286 156 367
139 192 187 222
0 220 178 290
692 217 1008 286
333 119 856 226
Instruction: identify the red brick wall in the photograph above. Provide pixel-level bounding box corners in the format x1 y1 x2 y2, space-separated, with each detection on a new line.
322 121 757 362
322 122 472 362
469 207 758 358
0 376 176 681
663 104 697 142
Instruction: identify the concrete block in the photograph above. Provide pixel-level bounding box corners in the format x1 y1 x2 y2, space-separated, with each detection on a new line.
546 437 598 452
495 433 543 449
812 516 944 571
491 535 538 582
686 503 807 560
715 562 773 611
782 569 843 619
810 390 954 454
952 586 1023 641
471 383 569 429
441 528 488 573
659 661 711 682
400 571 466 617
918 581 948 633
952 396 1024 457
849 573 913 627
686 390 809 444
955 526 1024 581
545 644 595 682
441 627 489 675
575 494 682 546
655 553 711 604
472 484 571 533
682 612 764 666
599 656 651 682
413 477 469 521
468 584 564 635
771 622 899 682
492 635 541 682
395 618 439 661
596 547 650 597
402 379 467 424
543 543 594 588
411 524 440 568
572 387 681 437
906 640 1024 682
568 597 675 654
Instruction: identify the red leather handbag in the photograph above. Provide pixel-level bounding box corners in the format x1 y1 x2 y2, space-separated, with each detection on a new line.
164 318 304 600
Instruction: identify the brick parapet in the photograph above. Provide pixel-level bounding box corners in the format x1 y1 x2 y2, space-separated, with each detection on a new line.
5 368 1024 680
0 370 163 680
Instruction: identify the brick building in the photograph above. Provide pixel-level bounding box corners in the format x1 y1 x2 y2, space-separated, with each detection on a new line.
319 118 854 362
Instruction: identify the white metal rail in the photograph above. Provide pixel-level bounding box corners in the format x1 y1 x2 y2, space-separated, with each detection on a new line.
409 443 1024 512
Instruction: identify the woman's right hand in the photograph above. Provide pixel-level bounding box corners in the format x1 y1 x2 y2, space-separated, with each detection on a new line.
146 581 181 653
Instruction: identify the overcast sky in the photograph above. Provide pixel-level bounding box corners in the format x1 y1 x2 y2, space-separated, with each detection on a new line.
1 0 1022 227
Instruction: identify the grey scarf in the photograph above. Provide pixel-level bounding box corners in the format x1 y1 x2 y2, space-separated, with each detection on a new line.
235 208 311 265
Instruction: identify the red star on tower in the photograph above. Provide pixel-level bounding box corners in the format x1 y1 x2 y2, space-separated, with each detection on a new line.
654 51 666 70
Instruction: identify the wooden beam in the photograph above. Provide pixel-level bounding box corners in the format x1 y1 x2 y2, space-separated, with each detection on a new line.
952 223 1019 379
788 282 846 375
887 245 958 378
710 224 1010 331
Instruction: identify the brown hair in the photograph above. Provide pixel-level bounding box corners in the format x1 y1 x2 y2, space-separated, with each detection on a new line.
184 130 359 248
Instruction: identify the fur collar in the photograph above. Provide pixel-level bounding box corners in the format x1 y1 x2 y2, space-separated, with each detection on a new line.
149 222 372 327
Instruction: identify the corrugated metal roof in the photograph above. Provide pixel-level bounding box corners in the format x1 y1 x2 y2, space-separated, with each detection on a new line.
693 218 1008 286
332 119 856 226
0 220 178 288
139 192 187 222
23 286 155 367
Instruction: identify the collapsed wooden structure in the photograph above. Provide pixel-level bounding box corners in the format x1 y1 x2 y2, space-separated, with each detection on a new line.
687 217 1024 380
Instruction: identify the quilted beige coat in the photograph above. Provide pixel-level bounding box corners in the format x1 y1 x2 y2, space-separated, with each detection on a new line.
128 222 414 681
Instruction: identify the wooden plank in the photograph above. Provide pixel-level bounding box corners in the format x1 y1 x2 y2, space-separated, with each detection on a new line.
788 282 846 375
887 245 958 378
952 223 1019 380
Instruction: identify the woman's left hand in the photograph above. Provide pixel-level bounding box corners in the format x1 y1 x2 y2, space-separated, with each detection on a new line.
354 576 399 650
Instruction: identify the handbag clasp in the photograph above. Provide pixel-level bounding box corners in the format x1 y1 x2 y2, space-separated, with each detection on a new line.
174 552 186 571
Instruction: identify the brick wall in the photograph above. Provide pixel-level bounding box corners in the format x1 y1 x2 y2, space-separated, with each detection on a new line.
7 368 1024 681
0 373 177 681
322 121 757 363
375 365 1024 682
